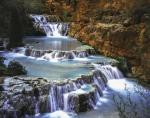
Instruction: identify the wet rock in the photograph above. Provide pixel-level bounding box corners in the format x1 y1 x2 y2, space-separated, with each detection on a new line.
65 52 75 59
64 84 96 112
25 47 32 56
39 95 50 113
25 46 52 57
0 65 118 116
33 87 40 100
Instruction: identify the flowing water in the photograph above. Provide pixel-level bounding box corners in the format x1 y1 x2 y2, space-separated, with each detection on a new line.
0 15 149 118
30 14 68 37
23 36 81 51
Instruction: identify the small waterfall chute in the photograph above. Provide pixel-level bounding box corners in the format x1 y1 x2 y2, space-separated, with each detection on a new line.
93 64 124 79
35 100 40 116
29 14 69 37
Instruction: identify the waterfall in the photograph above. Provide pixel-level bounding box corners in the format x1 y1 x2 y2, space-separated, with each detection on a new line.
41 50 89 60
63 93 69 111
35 101 40 116
23 46 90 60
48 82 78 112
30 14 68 37
2 99 18 118
93 64 124 79
13 110 17 118
47 64 124 113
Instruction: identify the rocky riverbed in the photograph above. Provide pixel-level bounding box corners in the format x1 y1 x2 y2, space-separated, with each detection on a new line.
0 67 112 118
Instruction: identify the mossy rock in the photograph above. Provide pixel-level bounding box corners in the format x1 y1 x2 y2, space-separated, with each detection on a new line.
115 57 129 76
7 61 27 76
76 45 94 51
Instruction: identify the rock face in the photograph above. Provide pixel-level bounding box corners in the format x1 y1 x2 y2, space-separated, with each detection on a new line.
43 0 150 82
0 77 50 117
70 22 150 82
0 64 123 117
24 46 95 59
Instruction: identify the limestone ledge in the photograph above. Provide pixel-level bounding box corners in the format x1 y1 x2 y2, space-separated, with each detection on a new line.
0 69 106 117
69 22 150 82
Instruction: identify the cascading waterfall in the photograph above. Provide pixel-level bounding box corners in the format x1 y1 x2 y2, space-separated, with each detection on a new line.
1 43 125 116
47 64 124 113
43 51 77 60
0 48 125 117
93 64 124 79
63 93 69 111
30 14 68 37
0 20 125 117
24 47 90 60
35 101 40 116
48 82 79 112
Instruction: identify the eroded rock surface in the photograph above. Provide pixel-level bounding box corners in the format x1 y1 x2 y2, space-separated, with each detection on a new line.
0 64 121 117
42 0 150 82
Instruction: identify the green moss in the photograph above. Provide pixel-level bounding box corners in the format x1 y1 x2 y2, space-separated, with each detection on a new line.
115 56 129 76
0 57 7 76
90 34 97 40
0 56 27 76
63 11 69 22
7 61 27 76
76 45 94 51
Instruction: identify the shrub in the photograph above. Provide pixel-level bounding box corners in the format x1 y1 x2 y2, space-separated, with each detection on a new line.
115 57 129 76
7 61 27 76
0 57 7 76
0 57 5 64
63 11 69 22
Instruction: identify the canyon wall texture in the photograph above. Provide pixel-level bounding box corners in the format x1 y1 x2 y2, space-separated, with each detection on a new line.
44 0 150 82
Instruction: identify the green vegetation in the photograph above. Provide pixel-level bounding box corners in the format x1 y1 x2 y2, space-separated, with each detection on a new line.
76 45 94 51
0 0 25 48
7 61 27 76
89 34 97 40
0 57 7 76
63 11 69 22
0 0 45 49
23 0 45 14
8 6 24 49
0 56 27 76
113 56 129 76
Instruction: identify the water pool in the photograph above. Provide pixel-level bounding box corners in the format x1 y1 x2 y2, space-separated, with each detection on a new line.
23 36 81 51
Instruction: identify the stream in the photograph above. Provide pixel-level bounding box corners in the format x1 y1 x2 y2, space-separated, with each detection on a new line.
0 15 149 118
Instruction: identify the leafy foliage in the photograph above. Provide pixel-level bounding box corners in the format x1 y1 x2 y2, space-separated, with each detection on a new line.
0 57 7 76
63 11 69 22
7 61 27 76
0 0 46 48
23 0 45 14
0 56 27 76
115 57 129 76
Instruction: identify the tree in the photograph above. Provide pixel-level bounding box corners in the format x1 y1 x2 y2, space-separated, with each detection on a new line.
0 0 45 49
8 6 24 49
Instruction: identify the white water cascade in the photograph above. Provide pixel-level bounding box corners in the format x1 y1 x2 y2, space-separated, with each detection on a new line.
93 64 124 79
23 47 90 60
48 64 124 113
30 14 69 37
